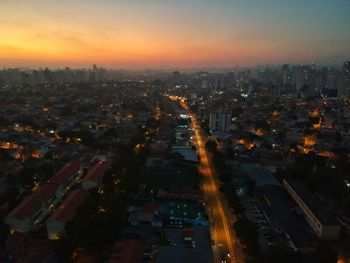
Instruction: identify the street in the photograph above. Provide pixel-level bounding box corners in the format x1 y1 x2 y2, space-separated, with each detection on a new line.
178 98 244 263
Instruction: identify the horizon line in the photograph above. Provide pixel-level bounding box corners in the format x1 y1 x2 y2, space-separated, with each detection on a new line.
0 62 346 72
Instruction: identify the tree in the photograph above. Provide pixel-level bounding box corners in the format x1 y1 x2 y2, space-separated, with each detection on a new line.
61 106 74 116
254 119 270 131
102 128 119 139
225 146 234 158
259 248 302 263
205 140 217 153
219 184 244 215
234 217 260 260
232 106 244 117
309 244 338 263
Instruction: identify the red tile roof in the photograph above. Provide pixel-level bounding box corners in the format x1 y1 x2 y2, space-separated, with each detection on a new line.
5 231 27 251
108 240 144 263
182 228 195 238
48 160 81 184
6 183 58 220
150 143 168 157
144 202 159 214
16 239 52 263
47 189 89 224
84 161 110 182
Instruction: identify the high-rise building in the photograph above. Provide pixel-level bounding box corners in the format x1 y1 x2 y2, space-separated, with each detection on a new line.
237 71 248 91
339 61 350 98
209 112 232 132
343 61 350 79
281 64 290 85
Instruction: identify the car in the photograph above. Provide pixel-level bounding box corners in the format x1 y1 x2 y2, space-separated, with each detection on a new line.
143 248 155 259
265 236 272 241
186 243 196 248
220 252 230 263
167 239 177 246
185 240 196 248
275 227 284 234
170 241 177 247
285 232 291 240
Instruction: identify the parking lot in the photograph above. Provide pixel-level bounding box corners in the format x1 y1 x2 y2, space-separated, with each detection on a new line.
121 225 212 263
243 185 318 251
157 226 212 263
243 195 273 250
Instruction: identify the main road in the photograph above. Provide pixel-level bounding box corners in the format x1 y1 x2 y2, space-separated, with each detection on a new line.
173 96 244 263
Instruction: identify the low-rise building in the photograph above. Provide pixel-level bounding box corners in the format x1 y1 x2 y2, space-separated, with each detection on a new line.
283 178 341 240
209 112 232 132
5 182 58 233
46 189 89 240
82 161 110 190
5 160 82 233
48 160 82 201
108 240 144 263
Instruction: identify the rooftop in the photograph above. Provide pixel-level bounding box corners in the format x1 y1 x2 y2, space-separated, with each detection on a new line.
283 178 339 226
108 240 144 263
6 182 58 220
241 163 280 187
47 188 89 224
171 146 198 162
84 161 110 182
48 160 81 184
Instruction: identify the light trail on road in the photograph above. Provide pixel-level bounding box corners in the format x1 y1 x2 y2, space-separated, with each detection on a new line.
174 97 244 263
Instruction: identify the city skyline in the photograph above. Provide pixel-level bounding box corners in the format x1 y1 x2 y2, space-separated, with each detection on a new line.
1 0 349 69
1 2 350 262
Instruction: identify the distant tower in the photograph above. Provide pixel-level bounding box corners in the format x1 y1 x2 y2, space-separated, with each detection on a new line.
209 112 232 132
281 64 290 85
339 61 350 98
173 71 180 78
89 65 97 83
344 61 350 79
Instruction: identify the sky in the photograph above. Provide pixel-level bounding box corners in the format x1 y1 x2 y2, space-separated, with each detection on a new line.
0 0 349 69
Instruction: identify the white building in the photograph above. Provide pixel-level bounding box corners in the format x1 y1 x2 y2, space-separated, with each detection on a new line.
209 112 232 132
283 178 341 240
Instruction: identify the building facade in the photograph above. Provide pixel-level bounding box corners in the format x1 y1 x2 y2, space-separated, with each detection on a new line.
209 112 232 132
283 178 341 240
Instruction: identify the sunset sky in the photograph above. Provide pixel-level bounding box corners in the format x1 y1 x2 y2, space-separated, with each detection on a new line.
1 0 349 68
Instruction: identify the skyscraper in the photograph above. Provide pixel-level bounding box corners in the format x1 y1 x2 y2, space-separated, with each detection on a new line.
209 112 232 132
339 61 350 98
344 61 350 79
281 64 290 85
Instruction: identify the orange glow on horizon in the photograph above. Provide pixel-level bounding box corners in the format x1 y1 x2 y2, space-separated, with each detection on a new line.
0 1 348 68
0 17 318 68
